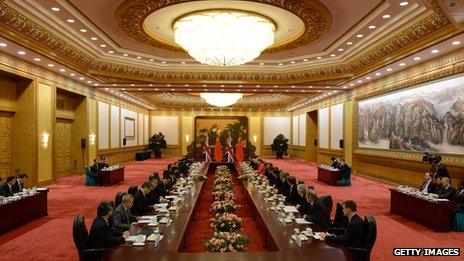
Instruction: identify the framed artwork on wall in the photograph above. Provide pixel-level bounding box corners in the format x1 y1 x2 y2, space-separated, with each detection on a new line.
124 117 135 138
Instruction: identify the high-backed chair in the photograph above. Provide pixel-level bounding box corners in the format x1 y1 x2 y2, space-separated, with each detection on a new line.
84 167 97 186
347 215 377 261
72 214 105 261
452 212 464 231
337 166 352 186
332 202 348 228
127 185 138 196
319 195 333 217
115 192 125 208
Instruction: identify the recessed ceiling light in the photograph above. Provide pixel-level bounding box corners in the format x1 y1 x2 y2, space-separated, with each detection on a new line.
285 90 289 92
17 51 26 55
66 19 75 23
365 76 371 80
270 90 274 92
290 61 295 64
87 80 92 83
154 88 159 91
100 44 106 48
375 72 381 76
187 89 192 91
382 14 391 19
357 80 363 83
104 88 109 91
452 41 461 45
330 54 336 57
166 84 171 87
94 83 99 86
0 43 7 47
301 90 306 92
136 56 142 59
238 85 242 87
338 48 344 52
47 64 54 67
431 49 439 54
413 56 421 61
220 89 224 91
70 73 76 76
399 63 406 66
204 89 208 91
181 61 186 64
123 53 128 56
308 86 313 88
138 88 142 90
161 61 166 64
90 37 98 41
185 84 190 87
326 86 330 88
333 91 338 93
34 57 41 61
148 59 154 62
59 69 66 72
386 68 393 71
80 29 87 32
291 85 295 88
278 63 284 66
342 86 347 89
399 1 409 6
368 25 376 29
316 56 322 59
259 62 264 65
357 34 363 38
274 85 278 88
171 88 175 91
79 77 84 80
253 89 257 92
303 58 308 62
346 42 353 45
51 7 60 12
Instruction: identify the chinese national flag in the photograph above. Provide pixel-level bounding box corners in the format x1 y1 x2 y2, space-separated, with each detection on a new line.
235 138 244 162
214 137 223 162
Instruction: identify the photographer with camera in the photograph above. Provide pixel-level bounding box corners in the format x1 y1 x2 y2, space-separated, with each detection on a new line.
423 153 450 180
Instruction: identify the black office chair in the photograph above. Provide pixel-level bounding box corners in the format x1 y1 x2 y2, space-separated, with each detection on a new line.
127 185 138 196
114 192 125 208
319 195 333 217
347 215 377 261
72 214 105 261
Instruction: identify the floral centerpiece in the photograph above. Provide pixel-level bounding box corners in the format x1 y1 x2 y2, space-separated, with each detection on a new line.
213 176 233 186
212 182 233 192
212 190 236 201
210 212 242 232
204 232 250 252
211 200 239 213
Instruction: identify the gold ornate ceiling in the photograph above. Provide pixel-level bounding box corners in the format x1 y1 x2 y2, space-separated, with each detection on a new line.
0 0 462 110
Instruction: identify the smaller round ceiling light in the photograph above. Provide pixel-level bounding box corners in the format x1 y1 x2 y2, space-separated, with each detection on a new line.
173 10 276 66
200 93 243 107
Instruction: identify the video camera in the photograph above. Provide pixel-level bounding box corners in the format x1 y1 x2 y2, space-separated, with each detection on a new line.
422 152 442 164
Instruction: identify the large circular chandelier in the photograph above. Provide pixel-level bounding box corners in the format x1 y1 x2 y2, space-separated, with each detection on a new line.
200 93 244 107
173 10 276 66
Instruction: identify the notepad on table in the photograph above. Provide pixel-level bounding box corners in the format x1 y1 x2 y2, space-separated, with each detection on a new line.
295 218 312 225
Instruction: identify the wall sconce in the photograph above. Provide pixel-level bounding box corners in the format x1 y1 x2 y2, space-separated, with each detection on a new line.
185 134 190 143
252 135 257 143
41 132 50 148
89 134 96 146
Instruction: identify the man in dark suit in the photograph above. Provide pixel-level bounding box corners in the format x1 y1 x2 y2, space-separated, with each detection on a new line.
88 201 129 249
295 184 309 214
12 173 28 193
113 194 138 233
131 181 155 215
303 189 331 229
437 177 455 200
420 172 435 194
321 200 365 247
0 177 5 196
0 176 15 197
147 176 168 205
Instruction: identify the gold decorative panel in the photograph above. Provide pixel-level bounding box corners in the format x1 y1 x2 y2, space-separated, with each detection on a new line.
55 121 73 178
0 115 12 178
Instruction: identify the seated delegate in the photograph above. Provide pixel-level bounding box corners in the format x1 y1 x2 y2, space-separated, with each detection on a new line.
112 194 138 233
88 201 129 249
303 189 331 229
12 173 28 193
437 177 455 200
320 200 365 247
131 181 155 215
0 176 15 197
419 172 435 194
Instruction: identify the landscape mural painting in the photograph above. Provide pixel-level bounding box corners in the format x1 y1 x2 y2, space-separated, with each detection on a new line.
358 75 464 155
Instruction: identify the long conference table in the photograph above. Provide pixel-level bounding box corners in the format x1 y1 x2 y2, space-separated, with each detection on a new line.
390 188 457 232
104 162 349 260
0 189 48 234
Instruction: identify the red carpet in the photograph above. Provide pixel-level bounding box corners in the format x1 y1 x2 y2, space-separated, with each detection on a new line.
264 157 463 261
180 166 268 252
0 158 179 261
1 157 462 260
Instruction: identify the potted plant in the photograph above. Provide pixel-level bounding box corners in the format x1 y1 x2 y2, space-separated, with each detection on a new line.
148 132 167 159
271 134 289 159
